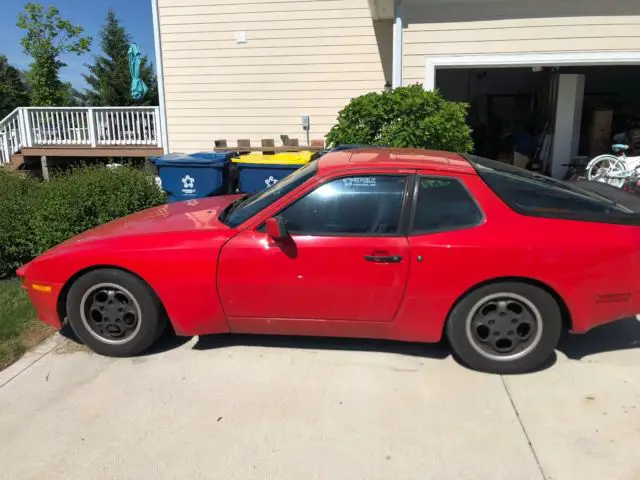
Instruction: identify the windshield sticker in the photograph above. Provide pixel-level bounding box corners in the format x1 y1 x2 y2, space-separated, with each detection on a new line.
343 177 377 187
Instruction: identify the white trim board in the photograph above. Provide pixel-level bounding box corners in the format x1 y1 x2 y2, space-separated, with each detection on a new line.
151 0 169 154
392 1 404 88
424 51 640 90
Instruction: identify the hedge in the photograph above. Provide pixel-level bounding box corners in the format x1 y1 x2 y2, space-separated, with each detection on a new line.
0 166 166 278
326 84 474 153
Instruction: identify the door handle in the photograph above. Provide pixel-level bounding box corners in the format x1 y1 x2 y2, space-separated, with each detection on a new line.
364 255 403 263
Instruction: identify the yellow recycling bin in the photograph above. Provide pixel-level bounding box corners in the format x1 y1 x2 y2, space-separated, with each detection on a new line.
232 151 314 193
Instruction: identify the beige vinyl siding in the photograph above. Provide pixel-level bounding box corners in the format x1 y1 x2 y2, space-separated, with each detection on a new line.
157 0 386 152
403 0 640 84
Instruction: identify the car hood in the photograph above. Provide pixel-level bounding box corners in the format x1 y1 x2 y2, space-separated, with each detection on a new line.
59 194 242 247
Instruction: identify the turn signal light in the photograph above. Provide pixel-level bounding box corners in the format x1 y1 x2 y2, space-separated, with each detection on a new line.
31 284 52 293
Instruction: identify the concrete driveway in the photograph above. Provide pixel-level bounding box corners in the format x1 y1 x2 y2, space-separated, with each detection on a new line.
0 320 638 480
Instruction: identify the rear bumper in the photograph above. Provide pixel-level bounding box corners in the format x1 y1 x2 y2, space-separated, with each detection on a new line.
571 291 640 333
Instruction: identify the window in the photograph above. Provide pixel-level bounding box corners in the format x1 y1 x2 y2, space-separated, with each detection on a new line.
222 161 318 227
466 155 634 220
412 177 483 234
279 175 407 235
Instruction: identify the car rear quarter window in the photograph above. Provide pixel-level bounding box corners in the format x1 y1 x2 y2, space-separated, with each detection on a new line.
466 155 634 221
412 177 483 234
279 175 407 235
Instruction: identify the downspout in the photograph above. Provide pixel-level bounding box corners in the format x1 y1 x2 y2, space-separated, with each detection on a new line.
151 0 169 154
392 0 404 89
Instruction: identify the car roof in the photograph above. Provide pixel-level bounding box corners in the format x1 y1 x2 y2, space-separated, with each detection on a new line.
317 148 476 175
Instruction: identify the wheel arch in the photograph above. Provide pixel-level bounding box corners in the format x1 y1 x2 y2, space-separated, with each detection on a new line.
443 276 572 337
56 265 170 328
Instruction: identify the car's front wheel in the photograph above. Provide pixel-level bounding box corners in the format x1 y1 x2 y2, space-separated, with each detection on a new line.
67 269 166 357
446 282 562 374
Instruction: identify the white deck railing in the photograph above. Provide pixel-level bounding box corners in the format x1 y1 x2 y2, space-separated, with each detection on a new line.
0 106 162 165
0 109 24 165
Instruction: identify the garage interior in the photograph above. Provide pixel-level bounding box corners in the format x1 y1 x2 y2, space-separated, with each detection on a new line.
436 66 640 179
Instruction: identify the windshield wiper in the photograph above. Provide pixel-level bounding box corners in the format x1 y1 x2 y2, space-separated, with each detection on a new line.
219 195 249 221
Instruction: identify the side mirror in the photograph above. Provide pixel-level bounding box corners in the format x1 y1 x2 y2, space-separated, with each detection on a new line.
265 216 287 240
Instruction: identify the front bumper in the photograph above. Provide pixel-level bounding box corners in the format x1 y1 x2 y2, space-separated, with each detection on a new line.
18 275 64 330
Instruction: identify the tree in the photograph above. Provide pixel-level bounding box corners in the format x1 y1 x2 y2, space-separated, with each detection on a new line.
138 58 159 106
326 85 474 153
60 81 84 106
17 2 91 106
83 10 158 106
0 55 29 118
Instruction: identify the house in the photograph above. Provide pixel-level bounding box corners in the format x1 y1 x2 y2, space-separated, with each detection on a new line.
152 0 640 177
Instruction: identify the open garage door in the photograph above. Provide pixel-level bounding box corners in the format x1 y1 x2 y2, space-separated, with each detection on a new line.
436 65 640 179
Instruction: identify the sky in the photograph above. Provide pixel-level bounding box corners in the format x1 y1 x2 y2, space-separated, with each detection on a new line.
0 0 156 90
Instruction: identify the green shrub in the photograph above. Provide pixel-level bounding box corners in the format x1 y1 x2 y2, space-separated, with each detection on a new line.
0 165 166 278
326 84 474 153
0 172 42 278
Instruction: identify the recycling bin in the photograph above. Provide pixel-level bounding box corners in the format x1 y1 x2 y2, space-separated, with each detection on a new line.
151 151 234 203
232 151 314 193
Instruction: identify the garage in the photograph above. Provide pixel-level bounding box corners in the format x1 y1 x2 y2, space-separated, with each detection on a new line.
432 60 640 178
393 0 640 179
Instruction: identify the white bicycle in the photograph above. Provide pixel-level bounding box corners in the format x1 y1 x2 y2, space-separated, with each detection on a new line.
586 144 640 188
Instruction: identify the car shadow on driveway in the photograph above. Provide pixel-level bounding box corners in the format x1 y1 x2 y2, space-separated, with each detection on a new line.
59 322 193 356
61 317 639 367
558 318 640 360
192 335 562 373
193 334 451 360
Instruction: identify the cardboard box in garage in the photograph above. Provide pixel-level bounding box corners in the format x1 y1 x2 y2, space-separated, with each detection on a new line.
588 109 613 156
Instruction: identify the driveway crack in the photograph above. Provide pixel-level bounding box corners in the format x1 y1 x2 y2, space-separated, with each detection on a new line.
501 375 547 480
0 338 59 390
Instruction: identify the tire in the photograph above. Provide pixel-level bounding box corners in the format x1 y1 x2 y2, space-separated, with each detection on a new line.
446 282 562 374
67 269 167 357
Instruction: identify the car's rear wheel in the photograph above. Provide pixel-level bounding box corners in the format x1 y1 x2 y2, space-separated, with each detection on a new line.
446 282 562 374
67 269 166 357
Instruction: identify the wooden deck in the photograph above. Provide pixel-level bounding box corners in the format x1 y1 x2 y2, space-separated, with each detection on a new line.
20 146 164 159
0 106 163 168
14 146 164 180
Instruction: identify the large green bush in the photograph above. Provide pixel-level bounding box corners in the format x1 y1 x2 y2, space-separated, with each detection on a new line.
0 166 166 278
0 172 41 278
326 84 473 153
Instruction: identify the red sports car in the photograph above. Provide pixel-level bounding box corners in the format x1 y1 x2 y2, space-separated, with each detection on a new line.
17 149 640 373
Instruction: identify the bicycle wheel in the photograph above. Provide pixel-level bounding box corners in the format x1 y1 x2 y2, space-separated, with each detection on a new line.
586 155 626 188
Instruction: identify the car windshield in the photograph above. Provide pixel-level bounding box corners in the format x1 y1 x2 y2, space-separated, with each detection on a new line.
466 154 633 217
221 161 318 227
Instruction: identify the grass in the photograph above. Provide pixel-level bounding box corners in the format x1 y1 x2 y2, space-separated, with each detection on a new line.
0 279 53 371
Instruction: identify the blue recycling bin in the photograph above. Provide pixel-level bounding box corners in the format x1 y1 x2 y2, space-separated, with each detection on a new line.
232 151 314 194
151 152 234 203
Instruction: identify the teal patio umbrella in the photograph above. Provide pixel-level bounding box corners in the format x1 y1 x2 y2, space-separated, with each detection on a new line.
128 43 148 100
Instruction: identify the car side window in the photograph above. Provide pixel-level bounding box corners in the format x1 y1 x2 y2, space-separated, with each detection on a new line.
412 177 483 234
279 175 407 235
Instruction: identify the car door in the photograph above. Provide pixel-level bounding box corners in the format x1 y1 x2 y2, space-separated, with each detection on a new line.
396 172 488 341
217 173 412 322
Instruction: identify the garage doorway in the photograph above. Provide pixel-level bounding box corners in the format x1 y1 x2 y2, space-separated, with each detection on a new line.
437 67 555 163
426 52 640 178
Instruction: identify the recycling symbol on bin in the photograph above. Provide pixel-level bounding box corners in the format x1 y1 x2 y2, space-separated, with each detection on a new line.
181 175 196 195
265 176 279 187
182 175 195 189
